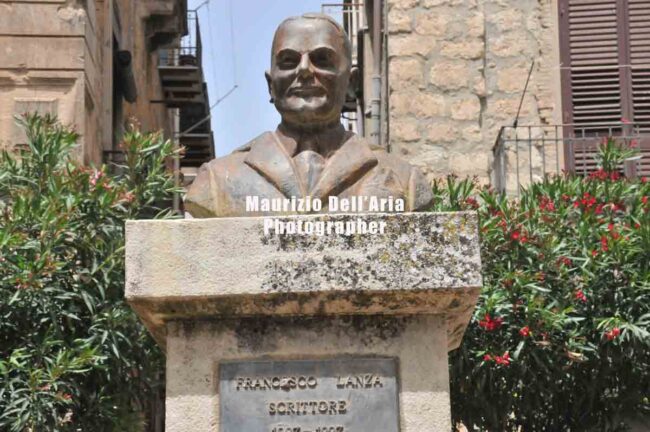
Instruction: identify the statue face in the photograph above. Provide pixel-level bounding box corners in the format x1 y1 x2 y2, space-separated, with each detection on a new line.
266 18 352 127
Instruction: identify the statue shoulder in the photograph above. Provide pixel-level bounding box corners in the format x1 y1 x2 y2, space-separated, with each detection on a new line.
359 139 433 211
184 132 274 217
230 131 275 153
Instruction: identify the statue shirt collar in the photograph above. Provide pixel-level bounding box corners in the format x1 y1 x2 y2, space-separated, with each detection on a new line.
244 126 378 200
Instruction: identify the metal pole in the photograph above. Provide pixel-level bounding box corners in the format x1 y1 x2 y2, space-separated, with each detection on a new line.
369 0 382 146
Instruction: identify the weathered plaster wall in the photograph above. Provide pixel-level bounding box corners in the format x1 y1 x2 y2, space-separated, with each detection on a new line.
0 0 176 165
0 1 94 161
387 0 563 183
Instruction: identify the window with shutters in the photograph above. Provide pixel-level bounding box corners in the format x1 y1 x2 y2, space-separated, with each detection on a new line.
558 0 650 176
13 99 59 148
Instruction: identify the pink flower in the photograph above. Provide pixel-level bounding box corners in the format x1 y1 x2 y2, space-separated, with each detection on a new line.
483 354 492 361
575 290 587 302
519 326 531 337
89 170 103 187
120 191 136 203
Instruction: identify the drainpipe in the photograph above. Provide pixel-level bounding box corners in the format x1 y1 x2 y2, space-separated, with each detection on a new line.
369 0 382 146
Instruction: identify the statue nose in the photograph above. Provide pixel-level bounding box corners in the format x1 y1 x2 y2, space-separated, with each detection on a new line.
297 54 313 78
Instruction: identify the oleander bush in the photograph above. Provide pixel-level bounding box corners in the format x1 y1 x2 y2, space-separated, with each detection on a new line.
0 114 179 431
435 139 649 431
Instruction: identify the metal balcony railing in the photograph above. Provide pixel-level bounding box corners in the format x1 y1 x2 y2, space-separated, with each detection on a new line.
492 123 649 196
158 10 202 67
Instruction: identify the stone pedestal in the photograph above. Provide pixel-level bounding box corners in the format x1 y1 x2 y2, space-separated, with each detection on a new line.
125 212 482 432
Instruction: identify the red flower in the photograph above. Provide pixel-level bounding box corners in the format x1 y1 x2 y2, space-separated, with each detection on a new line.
557 256 572 267
605 327 621 341
478 314 503 331
601 236 609 252
592 249 598 257
635 223 641 229
483 354 492 361
630 139 639 148
641 177 647 183
495 352 511 366
595 203 604 215
642 196 648 205
465 197 479 209
589 168 609 181
511 231 520 241
575 290 587 302
539 196 555 212
562 194 571 201
610 171 621 181
519 326 531 337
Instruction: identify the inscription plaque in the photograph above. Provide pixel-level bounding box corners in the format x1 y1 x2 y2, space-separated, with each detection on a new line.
219 357 400 432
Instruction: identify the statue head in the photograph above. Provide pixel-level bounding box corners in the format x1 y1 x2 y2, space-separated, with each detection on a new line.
265 14 357 130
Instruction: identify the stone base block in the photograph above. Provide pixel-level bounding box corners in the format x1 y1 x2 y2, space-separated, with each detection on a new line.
166 315 451 432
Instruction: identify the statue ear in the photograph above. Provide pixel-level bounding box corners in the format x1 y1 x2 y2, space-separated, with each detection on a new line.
265 70 275 103
347 66 360 101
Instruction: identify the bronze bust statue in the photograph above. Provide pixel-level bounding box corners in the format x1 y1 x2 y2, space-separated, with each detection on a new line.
184 13 433 218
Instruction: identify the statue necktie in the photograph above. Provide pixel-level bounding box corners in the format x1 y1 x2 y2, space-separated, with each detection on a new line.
293 150 325 195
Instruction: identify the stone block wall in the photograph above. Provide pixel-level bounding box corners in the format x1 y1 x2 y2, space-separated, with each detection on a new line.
387 0 562 184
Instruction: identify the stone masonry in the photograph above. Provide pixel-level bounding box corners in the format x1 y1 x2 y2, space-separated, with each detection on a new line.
387 0 563 184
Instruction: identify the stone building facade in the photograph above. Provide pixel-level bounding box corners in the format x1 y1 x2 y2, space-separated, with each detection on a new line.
0 0 189 166
381 0 650 192
385 0 563 185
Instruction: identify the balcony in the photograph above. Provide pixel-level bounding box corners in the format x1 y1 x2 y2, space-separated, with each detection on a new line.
492 123 650 196
157 10 214 171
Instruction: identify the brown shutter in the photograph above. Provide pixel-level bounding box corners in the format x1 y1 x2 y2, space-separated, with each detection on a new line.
560 0 624 173
628 0 650 175
560 0 650 176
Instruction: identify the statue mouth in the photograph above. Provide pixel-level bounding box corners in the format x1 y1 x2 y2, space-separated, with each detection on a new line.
288 86 326 97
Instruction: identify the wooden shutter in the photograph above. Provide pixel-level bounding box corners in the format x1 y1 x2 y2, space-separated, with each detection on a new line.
628 0 650 175
559 0 650 176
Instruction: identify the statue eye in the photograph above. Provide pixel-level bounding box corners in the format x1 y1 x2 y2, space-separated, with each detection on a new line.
277 52 300 69
310 49 335 69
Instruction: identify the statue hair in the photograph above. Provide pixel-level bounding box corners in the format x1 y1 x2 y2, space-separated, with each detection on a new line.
272 13 352 64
